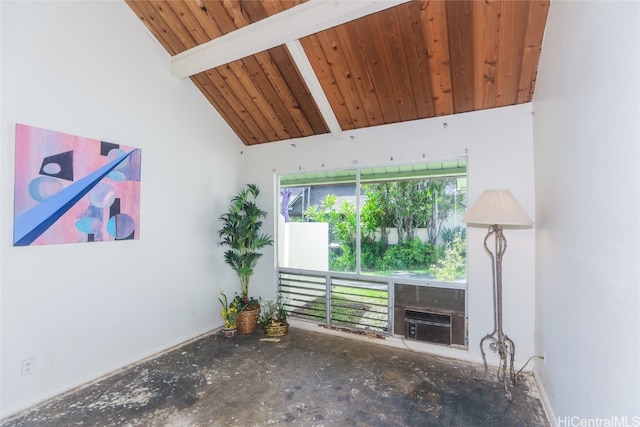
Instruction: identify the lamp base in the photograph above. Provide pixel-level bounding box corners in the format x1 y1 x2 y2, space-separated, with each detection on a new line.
476 330 517 401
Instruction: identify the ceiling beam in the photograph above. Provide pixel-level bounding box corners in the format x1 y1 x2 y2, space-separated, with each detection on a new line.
171 0 410 78
286 40 343 140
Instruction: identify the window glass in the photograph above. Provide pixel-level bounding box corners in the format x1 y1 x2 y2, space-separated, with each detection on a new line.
278 159 467 282
278 178 357 273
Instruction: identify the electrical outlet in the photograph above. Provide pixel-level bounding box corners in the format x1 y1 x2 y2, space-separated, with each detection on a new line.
21 358 35 376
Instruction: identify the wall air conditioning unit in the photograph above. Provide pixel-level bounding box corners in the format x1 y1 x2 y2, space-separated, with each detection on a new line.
394 283 466 347
404 309 452 345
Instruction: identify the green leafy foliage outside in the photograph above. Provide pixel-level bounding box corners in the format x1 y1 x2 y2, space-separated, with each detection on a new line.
301 178 467 280
433 233 467 281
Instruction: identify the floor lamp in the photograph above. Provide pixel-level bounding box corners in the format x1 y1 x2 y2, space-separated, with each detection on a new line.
462 189 533 401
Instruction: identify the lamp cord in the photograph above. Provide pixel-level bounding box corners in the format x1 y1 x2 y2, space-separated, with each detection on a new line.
513 353 545 380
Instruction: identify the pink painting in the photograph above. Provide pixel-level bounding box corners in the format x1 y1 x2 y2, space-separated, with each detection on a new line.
13 124 142 246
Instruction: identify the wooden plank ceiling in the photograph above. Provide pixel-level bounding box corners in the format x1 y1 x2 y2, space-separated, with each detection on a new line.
125 0 549 146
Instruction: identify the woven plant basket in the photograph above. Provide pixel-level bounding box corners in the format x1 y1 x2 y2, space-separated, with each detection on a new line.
236 305 260 335
263 321 289 337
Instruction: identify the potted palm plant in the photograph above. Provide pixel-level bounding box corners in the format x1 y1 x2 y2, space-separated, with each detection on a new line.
219 184 273 334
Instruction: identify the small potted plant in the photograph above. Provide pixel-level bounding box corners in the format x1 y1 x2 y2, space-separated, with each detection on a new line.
218 292 237 338
259 294 289 337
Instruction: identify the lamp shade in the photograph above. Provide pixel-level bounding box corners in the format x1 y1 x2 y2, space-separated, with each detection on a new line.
462 189 533 226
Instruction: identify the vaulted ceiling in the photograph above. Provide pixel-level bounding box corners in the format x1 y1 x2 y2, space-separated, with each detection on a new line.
125 0 549 146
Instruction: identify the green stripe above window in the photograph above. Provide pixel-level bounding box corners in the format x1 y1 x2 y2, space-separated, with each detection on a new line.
280 159 467 187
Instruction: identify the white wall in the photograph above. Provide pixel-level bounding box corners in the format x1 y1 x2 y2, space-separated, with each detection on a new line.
0 1 243 417
279 222 329 270
246 104 536 365
533 0 640 421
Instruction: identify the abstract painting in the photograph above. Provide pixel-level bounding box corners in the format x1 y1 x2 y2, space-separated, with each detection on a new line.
13 124 142 246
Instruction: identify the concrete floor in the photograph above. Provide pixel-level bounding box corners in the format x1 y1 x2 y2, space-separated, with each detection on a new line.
2 326 549 426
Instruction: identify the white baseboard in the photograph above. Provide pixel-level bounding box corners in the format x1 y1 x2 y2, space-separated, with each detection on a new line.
533 368 557 426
